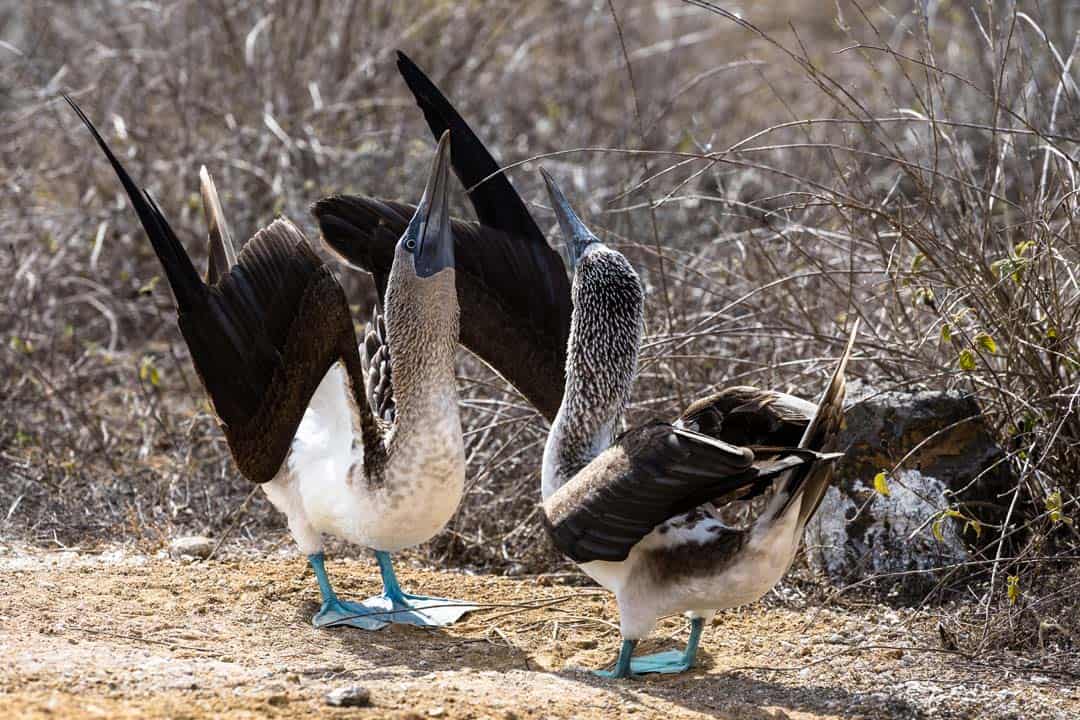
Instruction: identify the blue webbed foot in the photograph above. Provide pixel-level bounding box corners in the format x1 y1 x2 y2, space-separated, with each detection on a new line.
369 552 476 626
312 596 389 630
594 618 703 679
346 592 478 627
306 551 477 630
625 648 693 675
308 551 388 631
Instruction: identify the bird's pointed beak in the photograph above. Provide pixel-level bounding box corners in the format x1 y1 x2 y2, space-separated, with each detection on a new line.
540 167 598 273
404 130 454 277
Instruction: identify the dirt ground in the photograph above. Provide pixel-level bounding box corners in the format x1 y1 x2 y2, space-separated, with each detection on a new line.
1 544 1077 720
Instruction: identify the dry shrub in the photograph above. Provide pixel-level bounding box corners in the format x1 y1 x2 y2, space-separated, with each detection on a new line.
3 0 1080 650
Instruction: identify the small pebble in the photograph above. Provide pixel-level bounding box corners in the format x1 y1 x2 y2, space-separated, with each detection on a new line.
429 707 445 717
572 638 598 650
325 685 372 708
168 536 214 560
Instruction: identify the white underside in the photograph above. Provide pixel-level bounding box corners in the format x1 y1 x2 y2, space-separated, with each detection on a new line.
261 363 465 556
579 489 805 639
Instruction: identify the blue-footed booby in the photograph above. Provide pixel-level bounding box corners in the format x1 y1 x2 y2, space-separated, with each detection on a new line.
538 169 857 679
69 96 476 629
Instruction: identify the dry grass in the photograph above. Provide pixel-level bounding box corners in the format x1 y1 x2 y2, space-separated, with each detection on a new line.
4 0 1080 652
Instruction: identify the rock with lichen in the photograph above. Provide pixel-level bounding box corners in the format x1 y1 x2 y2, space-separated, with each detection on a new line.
806 387 1015 596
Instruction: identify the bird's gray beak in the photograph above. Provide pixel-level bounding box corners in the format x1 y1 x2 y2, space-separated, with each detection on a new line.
403 130 454 277
540 167 598 273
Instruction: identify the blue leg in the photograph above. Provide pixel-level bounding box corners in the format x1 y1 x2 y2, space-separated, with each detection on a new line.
365 551 478 626
594 638 638 679
629 618 704 676
309 553 388 630
594 619 704 679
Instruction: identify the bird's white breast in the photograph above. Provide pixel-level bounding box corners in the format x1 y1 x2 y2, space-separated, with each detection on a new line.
262 363 465 554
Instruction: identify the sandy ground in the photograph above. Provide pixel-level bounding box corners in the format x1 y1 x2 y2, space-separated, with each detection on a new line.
1 545 1077 720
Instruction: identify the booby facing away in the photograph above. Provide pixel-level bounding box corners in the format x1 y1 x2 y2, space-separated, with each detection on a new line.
313 51 571 422
69 96 476 629
538 170 857 679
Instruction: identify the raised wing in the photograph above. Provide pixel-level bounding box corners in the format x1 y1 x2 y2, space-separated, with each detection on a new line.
311 52 572 421
314 196 570 421
542 421 825 563
69 96 375 484
199 165 237 284
791 321 859 525
395 50 548 246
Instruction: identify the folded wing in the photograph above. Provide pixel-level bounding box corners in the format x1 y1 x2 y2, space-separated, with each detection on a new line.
542 422 825 563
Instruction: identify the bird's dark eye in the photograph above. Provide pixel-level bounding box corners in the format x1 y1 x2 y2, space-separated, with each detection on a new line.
405 239 417 251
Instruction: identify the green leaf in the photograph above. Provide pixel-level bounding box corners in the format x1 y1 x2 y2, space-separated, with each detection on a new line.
873 471 891 496
958 349 977 371
1046 490 1073 525
1006 575 1020 605
940 323 952 343
975 333 997 354
910 252 926 273
991 257 1027 284
137 275 160 296
931 517 945 542
139 357 161 387
1014 240 1035 256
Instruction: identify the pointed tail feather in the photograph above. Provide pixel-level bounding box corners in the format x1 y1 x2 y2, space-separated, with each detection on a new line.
66 95 204 311
199 165 237 284
793 319 859 526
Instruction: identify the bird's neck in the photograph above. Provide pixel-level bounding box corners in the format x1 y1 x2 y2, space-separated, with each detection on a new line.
541 298 642 500
542 400 620 500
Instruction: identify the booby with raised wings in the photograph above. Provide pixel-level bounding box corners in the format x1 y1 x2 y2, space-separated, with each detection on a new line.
69 97 475 629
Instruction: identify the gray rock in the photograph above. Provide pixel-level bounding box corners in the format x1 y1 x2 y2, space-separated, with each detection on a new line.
325 685 372 708
168 536 214 559
806 388 1015 595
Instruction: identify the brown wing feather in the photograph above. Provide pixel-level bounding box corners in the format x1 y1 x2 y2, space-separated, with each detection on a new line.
311 53 571 422
313 195 570 420
70 97 377 485
679 386 815 447
793 321 859 525
180 221 378 484
542 421 825 563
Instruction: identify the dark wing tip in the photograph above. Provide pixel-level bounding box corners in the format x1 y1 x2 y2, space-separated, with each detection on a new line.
66 95 203 310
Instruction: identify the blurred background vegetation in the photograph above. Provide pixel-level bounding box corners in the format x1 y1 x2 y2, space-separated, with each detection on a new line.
3 0 1080 650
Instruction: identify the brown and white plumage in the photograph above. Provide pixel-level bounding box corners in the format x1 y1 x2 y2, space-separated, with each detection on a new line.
70 96 471 628
536 169 856 677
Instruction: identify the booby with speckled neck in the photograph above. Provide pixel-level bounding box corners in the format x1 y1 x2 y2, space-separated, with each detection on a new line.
538 169 857 679
69 96 476 629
